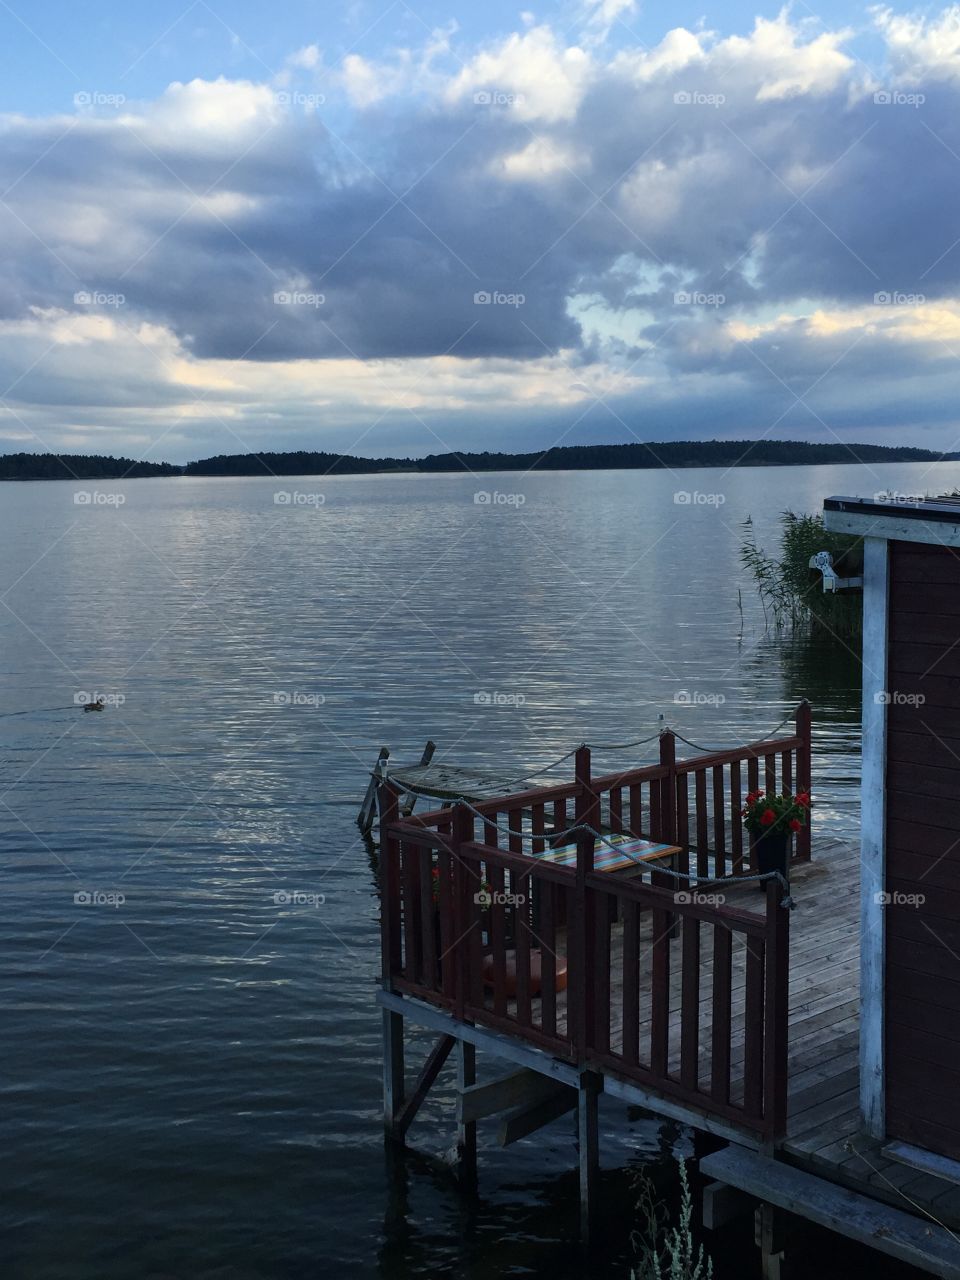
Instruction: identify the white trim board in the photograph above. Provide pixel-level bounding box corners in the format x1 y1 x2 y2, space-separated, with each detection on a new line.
883 1141 960 1188
859 536 889 1140
824 510 960 546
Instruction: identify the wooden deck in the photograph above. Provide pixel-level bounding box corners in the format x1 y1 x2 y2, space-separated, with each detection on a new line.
464 835 856 1119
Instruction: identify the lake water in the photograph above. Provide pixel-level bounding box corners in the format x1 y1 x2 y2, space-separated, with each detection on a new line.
3 461 954 1280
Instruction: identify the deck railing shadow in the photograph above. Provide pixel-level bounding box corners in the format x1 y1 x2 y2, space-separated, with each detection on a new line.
379 705 808 1141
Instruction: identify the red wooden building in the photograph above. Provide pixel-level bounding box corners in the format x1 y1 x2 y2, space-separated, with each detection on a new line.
824 494 960 1170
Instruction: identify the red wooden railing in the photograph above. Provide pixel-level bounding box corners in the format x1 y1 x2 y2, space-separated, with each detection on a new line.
378 705 808 1141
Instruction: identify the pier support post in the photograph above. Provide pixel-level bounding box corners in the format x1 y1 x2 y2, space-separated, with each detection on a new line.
577 1070 601 1246
383 1009 405 1141
455 1039 477 1193
756 1203 786 1280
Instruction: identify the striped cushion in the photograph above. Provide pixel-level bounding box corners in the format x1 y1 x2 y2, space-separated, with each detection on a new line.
535 832 678 872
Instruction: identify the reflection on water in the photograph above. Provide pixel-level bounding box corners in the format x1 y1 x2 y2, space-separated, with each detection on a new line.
2 462 951 1278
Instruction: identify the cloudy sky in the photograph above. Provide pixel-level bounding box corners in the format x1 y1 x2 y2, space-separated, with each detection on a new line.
1 0 960 462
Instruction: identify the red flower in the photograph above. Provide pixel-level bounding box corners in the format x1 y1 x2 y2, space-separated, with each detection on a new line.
789 818 802 832
760 809 776 826
795 792 810 807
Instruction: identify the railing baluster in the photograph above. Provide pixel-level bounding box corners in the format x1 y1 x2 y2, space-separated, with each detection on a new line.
680 915 701 1092
695 770 709 877
419 845 438 991
593 888 611 1055
402 839 423 984
553 796 567 842
676 772 690 876
439 847 456 999
744 935 766 1117
730 761 743 874
650 903 671 1079
712 765 726 877
764 753 776 795
650 772 662 839
532 802 545 854
489 864 507 1016
508 806 523 855
763 879 790 1138
747 754 759 797
467 855 485 1011
629 783 643 837
515 883 532 1028
746 758 760 870
781 751 792 795
540 880 557 1037
622 899 640 1067
609 786 623 834
711 924 732 1105
450 806 472 1019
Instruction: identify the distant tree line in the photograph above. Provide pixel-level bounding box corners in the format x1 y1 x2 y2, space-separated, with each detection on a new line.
0 452 179 480
0 439 953 481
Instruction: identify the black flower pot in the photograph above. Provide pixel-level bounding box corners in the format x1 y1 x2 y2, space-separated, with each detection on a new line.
753 827 790 887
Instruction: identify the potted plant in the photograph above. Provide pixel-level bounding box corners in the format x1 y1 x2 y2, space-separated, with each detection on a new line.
742 788 809 885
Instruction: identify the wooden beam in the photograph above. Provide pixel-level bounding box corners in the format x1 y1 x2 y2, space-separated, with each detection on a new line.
375 989 580 1087
700 1145 960 1277
394 1034 455 1138
498 1083 577 1147
702 1179 756 1230
860 535 889 1139
461 1067 569 1124
608 1070 765 1148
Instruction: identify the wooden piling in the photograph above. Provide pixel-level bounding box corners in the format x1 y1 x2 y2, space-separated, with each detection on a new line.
577 1070 601 1245
455 1039 478 1192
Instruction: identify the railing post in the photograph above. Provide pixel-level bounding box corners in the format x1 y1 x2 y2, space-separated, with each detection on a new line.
450 802 474 1022
659 729 677 845
572 746 596 1061
763 878 790 1143
379 778 406 1140
796 700 812 863
379 779 403 987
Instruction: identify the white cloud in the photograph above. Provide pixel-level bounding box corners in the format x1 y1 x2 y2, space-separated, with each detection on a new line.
444 26 592 122
498 136 586 180
289 44 321 70
874 5 960 81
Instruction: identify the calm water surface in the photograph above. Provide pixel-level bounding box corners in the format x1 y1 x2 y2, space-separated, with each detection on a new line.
3 462 953 1279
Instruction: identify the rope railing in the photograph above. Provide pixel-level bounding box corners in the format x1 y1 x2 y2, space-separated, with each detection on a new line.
382 709 803 798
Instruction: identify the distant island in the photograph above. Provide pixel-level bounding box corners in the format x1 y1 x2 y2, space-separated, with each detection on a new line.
0 440 955 481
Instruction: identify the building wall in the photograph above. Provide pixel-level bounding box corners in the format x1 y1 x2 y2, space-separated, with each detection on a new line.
886 539 960 1157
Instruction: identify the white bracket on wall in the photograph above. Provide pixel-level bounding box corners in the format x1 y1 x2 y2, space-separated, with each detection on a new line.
809 550 864 593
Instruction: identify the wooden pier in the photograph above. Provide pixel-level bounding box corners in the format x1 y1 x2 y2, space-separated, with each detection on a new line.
374 707 960 1276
